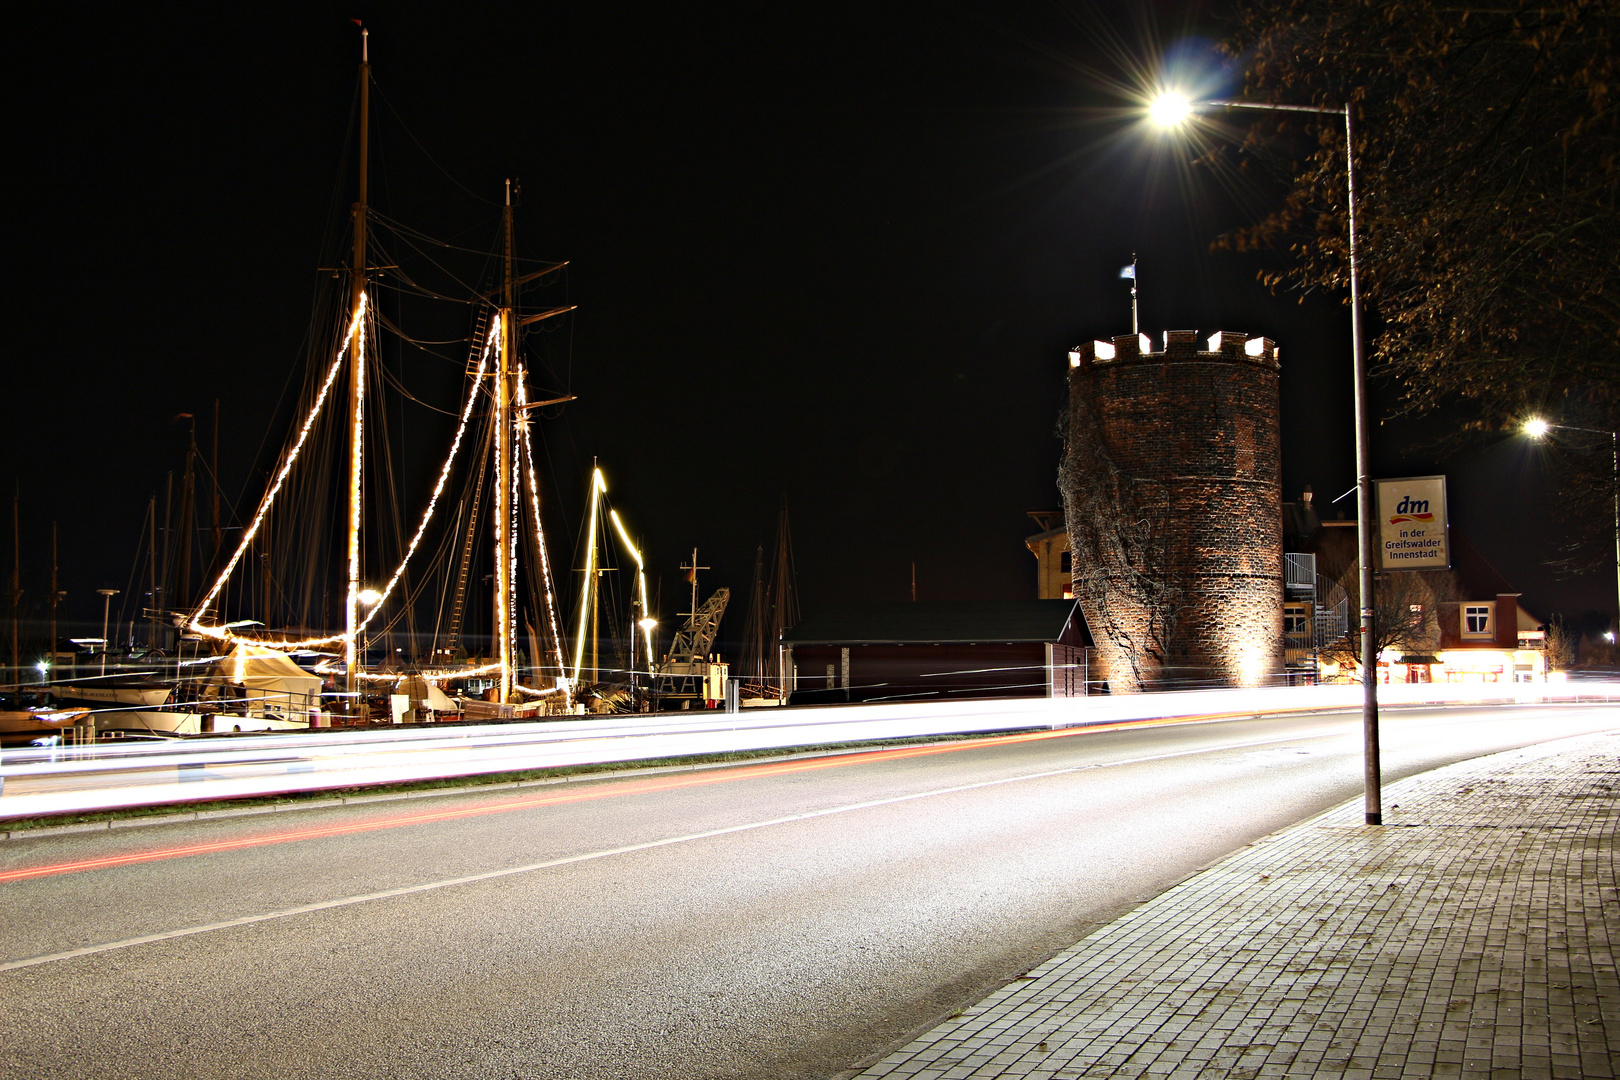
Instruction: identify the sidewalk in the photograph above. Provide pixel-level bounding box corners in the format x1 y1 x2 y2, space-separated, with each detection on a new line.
849 731 1620 1080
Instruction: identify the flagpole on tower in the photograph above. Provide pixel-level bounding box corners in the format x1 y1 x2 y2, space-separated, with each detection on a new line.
1129 253 1138 335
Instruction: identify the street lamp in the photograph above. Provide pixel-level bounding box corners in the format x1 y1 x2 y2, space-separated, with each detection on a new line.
97 589 119 677
1523 417 1620 630
1152 94 1384 825
1147 91 1193 129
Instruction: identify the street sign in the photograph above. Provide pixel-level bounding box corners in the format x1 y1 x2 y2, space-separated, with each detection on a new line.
1375 475 1450 571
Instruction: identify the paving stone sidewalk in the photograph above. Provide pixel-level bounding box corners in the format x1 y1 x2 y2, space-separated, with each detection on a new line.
851 732 1620 1080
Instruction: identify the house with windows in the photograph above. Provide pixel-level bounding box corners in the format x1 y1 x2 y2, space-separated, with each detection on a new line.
1281 491 1547 684
1409 568 1547 684
1024 510 1072 600
1028 491 1545 686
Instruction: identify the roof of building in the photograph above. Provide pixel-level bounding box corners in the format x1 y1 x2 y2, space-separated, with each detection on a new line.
785 600 1085 646
1448 530 1516 599
1024 526 1066 546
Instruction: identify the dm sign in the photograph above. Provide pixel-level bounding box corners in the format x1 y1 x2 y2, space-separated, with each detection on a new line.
1376 475 1450 571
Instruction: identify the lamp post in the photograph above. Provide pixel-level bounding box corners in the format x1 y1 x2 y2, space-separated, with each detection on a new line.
97 589 119 677
1152 92 1383 825
1523 418 1620 631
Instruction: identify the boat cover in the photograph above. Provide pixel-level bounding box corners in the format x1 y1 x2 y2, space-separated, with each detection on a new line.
396 674 457 712
213 643 321 712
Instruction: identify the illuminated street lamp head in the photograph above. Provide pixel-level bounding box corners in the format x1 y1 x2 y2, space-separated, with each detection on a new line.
1522 418 1550 439
1148 91 1193 129
357 588 384 607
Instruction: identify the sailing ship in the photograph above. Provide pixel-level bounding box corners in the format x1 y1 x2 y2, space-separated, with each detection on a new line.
156 29 578 727
0 31 736 739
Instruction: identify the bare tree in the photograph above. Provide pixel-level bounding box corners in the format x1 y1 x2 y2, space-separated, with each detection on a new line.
1318 565 1460 672
1544 615 1577 672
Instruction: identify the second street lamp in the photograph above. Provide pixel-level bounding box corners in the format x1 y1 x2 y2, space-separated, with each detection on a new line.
1150 91 1384 825
1523 417 1620 633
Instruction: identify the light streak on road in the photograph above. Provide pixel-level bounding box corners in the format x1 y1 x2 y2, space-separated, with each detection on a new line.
1 681 1613 821
2 721 1327 887
0 727 1357 972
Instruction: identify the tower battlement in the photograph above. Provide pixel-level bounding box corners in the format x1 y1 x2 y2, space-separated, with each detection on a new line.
1068 330 1279 370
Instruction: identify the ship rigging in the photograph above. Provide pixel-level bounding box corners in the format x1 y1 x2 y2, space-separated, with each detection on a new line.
179 29 580 716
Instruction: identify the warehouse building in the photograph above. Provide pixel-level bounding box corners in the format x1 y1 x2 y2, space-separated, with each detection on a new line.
784 600 1090 704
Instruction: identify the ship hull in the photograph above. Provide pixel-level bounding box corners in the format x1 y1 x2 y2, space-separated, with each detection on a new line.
55 684 173 708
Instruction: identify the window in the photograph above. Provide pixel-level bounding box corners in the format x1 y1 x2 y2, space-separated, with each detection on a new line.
1463 604 1493 636
1284 604 1309 635
1059 550 1072 573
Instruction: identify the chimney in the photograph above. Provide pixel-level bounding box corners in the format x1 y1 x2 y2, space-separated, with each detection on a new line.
1495 594 1520 649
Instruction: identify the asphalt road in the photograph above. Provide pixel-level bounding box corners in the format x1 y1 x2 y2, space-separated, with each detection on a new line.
2 703 1615 1079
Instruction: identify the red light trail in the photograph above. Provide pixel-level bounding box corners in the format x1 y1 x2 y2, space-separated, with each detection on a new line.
1 717 1207 885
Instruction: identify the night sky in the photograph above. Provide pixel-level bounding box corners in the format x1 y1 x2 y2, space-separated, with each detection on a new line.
5 2 1603 652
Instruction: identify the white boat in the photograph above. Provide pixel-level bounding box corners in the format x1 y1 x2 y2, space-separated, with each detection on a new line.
53 680 173 708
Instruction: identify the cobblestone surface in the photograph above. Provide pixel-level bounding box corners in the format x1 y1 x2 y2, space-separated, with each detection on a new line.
852 732 1620 1080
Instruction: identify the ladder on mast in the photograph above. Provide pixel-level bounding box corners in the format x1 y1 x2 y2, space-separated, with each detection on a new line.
444 304 495 654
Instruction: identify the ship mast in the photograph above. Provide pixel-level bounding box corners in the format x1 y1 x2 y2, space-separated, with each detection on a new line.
344 28 370 698
494 180 516 703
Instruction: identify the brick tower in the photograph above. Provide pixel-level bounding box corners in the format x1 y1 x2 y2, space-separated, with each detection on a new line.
1059 330 1283 691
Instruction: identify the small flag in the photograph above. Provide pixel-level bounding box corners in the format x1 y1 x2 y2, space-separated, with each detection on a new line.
1119 265 1136 280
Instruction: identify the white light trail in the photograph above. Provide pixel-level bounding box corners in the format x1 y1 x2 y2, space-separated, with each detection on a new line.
506 393 520 701
517 366 569 701
3 684 1614 822
189 295 368 636
190 306 498 654
345 302 368 681
571 468 606 685
609 508 654 666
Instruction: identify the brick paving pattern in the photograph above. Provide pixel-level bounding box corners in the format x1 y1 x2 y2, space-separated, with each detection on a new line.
853 733 1620 1079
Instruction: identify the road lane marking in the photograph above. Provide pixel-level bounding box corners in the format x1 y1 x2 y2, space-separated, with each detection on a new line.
0 733 1320 973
